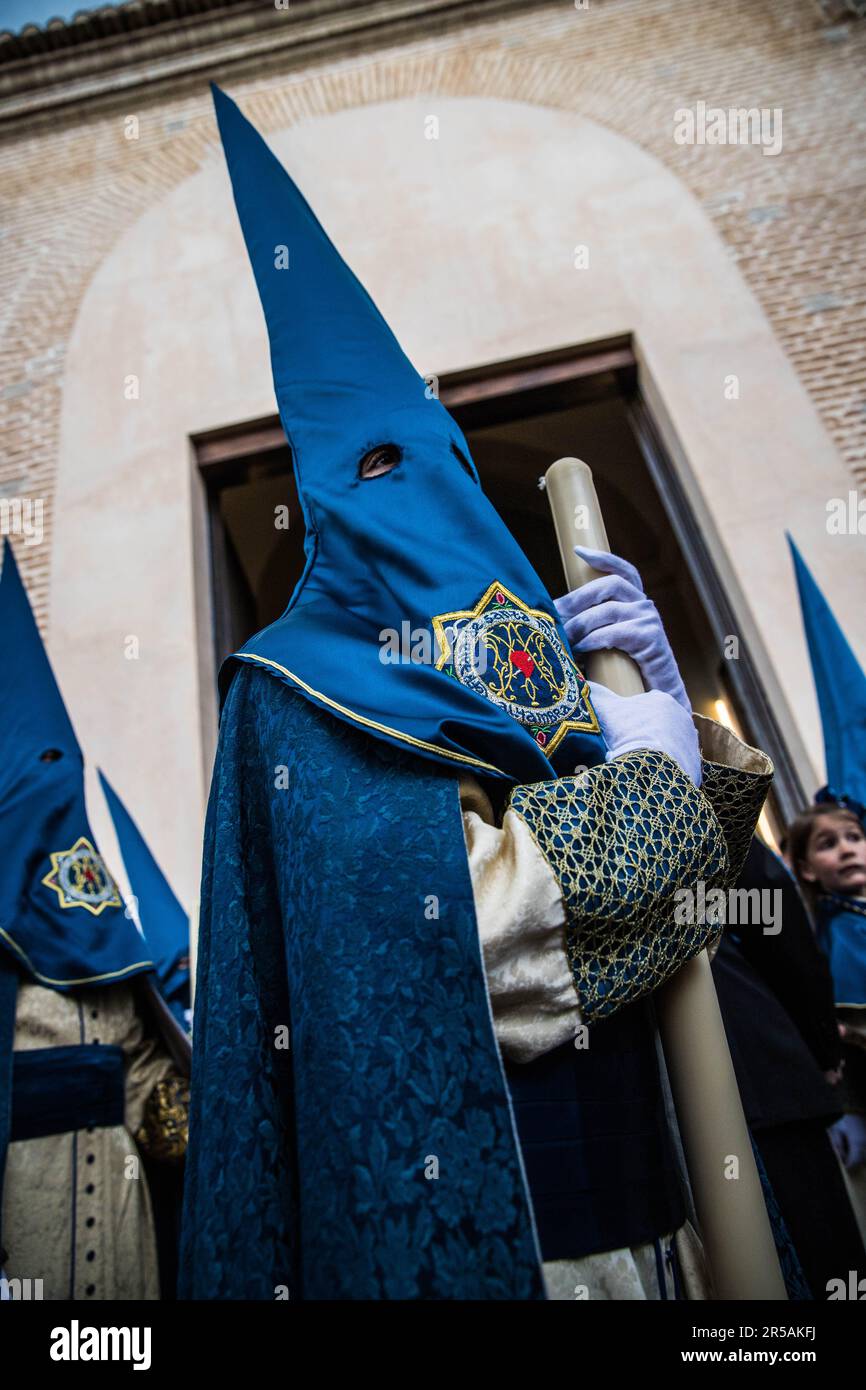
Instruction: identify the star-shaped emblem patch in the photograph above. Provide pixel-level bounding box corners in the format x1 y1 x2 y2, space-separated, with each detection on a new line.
42 836 122 916
432 580 599 755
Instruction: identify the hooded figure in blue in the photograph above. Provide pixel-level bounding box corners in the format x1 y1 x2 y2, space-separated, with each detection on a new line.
0 543 150 995
179 85 776 1301
0 540 190 1296
209 91 604 781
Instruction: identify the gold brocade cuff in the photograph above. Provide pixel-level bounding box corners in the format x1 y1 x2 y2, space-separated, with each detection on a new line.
134 1072 190 1164
694 715 774 886
507 750 729 1024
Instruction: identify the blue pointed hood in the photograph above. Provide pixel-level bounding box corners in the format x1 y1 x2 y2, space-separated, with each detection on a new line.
0 542 153 988
211 84 606 782
788 535 866 814
98 771 191 1032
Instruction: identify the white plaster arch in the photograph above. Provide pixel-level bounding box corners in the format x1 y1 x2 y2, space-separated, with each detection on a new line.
53 95 865 907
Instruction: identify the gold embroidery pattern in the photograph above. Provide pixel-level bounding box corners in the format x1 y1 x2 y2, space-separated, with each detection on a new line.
699 758 774 885
135 1072 190 1164
238 652 504 775
508 752 729 1023
431 579 600 755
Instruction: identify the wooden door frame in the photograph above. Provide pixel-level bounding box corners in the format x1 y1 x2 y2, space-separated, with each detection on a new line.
192 332 806 822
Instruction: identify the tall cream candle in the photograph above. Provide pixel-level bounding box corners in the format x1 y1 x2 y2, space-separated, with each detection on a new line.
545 455 786 1301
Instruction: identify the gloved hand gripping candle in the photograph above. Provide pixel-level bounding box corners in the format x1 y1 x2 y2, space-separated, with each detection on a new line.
545 456 786 1301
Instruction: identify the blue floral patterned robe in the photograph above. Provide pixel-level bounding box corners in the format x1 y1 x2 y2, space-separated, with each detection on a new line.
179 666 773 1300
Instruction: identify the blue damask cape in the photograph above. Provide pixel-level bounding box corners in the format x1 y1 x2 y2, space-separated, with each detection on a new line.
179 664 545 1299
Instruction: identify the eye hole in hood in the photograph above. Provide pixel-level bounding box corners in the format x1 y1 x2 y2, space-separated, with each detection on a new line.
357 440 478 484
359 444 402 480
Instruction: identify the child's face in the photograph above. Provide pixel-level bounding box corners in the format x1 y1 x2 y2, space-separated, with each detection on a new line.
800 813 866 896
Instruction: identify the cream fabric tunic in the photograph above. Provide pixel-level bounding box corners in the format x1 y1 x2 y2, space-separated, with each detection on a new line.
2 980 173 1300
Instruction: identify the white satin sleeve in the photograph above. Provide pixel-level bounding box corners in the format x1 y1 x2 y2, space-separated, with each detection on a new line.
459 774 583 1066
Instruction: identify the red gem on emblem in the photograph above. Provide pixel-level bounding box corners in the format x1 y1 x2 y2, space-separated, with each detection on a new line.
536 731 547 746
495 590 505 604
510 649 535 678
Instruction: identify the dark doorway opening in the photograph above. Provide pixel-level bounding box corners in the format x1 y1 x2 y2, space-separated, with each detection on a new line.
194 335 804 830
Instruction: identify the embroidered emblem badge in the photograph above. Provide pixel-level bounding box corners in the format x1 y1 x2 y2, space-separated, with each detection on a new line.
41 836 122 915
432 580 600 754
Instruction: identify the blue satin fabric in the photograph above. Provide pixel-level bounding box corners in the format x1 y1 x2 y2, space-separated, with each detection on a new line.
789 536 866 814
815 894 866 1010
212 86 606 785
98 770 191 1032
179 663 546 1299
0 542 152 990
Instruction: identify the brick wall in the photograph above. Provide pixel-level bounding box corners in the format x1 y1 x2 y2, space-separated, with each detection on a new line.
1 0 863 624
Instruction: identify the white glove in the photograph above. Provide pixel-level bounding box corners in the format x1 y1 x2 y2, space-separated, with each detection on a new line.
589 680 702 788
555 546 691 712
